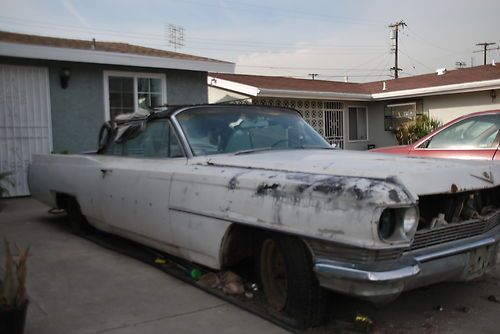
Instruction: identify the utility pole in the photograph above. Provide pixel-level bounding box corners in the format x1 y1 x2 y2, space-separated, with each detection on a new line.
308 73 319 80
389 20 406 79
474 42 498 65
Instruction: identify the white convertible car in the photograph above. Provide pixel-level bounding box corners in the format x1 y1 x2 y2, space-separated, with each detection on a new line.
29 104 500 327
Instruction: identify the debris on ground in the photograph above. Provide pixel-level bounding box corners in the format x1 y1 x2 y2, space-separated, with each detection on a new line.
455 306 470 313
354 314 374 332
154 257 167 265
221 271 245 295
487 294 500 303
434 304 444 311
197 272 220 289
197 271 247 295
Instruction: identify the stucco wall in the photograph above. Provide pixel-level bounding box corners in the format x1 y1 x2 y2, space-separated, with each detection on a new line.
0 57 208 153
423 90 500 124
361 101 399 150
48 62 103 153
166 70 208 105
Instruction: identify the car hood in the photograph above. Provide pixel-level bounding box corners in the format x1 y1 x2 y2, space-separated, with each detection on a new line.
196 149 499 197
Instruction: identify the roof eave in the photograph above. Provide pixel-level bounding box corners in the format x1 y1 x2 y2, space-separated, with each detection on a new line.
0 41 235 73
371 79 500 100
207 75 260 96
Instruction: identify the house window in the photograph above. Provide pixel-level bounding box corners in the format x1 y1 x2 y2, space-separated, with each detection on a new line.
109 77 134 117
384 102 420 131
104 71 167 120
348 107 368 141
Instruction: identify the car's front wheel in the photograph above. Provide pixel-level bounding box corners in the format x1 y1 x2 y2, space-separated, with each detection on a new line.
258 234 327 328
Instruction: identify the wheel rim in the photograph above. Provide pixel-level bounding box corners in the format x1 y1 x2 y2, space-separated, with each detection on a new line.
260 239 288 311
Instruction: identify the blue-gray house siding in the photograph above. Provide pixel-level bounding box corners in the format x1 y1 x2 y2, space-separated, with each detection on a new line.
1 57 208 153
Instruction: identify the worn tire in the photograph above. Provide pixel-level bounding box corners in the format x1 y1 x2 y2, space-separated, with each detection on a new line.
66 198 90 235
258 233 327 328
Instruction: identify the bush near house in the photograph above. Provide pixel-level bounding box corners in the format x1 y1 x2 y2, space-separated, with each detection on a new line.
393 115 442 145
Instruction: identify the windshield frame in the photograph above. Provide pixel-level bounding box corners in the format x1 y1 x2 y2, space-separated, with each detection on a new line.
170 105 332 158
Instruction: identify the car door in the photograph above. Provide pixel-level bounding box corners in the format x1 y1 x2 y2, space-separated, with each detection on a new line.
97 119 187 251
410 114 500 160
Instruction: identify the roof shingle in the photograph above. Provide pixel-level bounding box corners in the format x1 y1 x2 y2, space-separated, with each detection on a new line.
0 30 231 64
211 65 500 95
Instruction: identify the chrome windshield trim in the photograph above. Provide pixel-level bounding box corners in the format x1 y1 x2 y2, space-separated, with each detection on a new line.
170 107 194 159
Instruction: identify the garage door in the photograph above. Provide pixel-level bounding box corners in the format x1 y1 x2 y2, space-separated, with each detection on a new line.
0 64 52 197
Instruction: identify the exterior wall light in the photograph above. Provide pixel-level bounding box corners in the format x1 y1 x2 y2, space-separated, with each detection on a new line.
60 68 71 89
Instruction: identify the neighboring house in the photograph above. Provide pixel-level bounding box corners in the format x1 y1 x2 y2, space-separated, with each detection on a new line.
0 31 234 196
209 65 500 150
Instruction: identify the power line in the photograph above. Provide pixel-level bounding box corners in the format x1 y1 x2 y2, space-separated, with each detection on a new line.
169 0 385 26
236 64 392 71
0 16 391 55
399 48 434 71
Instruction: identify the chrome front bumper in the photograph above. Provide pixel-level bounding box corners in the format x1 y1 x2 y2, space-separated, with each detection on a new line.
313 233 500 303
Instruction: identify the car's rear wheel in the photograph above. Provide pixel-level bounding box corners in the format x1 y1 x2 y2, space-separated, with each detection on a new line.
258 234 327 328
66 198 91 235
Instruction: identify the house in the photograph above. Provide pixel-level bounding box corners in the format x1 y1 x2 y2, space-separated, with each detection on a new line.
208 65 500 150
0 31 234 196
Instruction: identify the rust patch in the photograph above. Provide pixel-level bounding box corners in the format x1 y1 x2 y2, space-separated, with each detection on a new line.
388 189 400 203
295 183 311 193
256 183 280 195
228 176 239 190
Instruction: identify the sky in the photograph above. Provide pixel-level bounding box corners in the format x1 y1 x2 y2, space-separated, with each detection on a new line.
1 0 499 82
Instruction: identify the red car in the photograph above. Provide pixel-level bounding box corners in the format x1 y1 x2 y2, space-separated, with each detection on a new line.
371 110 500 160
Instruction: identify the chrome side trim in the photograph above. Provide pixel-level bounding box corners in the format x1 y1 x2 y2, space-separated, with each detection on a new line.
414 237 497 263
313 260 420 282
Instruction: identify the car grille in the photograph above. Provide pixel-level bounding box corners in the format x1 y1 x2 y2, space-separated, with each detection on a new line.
409 210 500 251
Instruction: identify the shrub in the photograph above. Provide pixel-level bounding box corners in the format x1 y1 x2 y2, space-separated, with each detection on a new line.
393 115 442 145
0 240 30 310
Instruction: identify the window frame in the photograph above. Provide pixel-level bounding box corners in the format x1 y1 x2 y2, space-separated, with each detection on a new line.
347 105 369 142
103 70 167 121
384 101 421 131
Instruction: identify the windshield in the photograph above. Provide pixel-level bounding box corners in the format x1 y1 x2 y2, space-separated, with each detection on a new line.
175 106 331 156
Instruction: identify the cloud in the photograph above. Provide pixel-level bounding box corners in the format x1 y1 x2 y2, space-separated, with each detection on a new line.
60 0 91 28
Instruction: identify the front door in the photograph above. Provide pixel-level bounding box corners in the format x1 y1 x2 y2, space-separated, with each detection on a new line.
0 64 52 196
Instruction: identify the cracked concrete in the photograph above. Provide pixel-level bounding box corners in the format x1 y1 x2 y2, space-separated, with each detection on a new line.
0 198 287 334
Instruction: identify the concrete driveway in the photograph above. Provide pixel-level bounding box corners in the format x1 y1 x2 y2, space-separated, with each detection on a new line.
0 198 287 334
2 197 500 334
